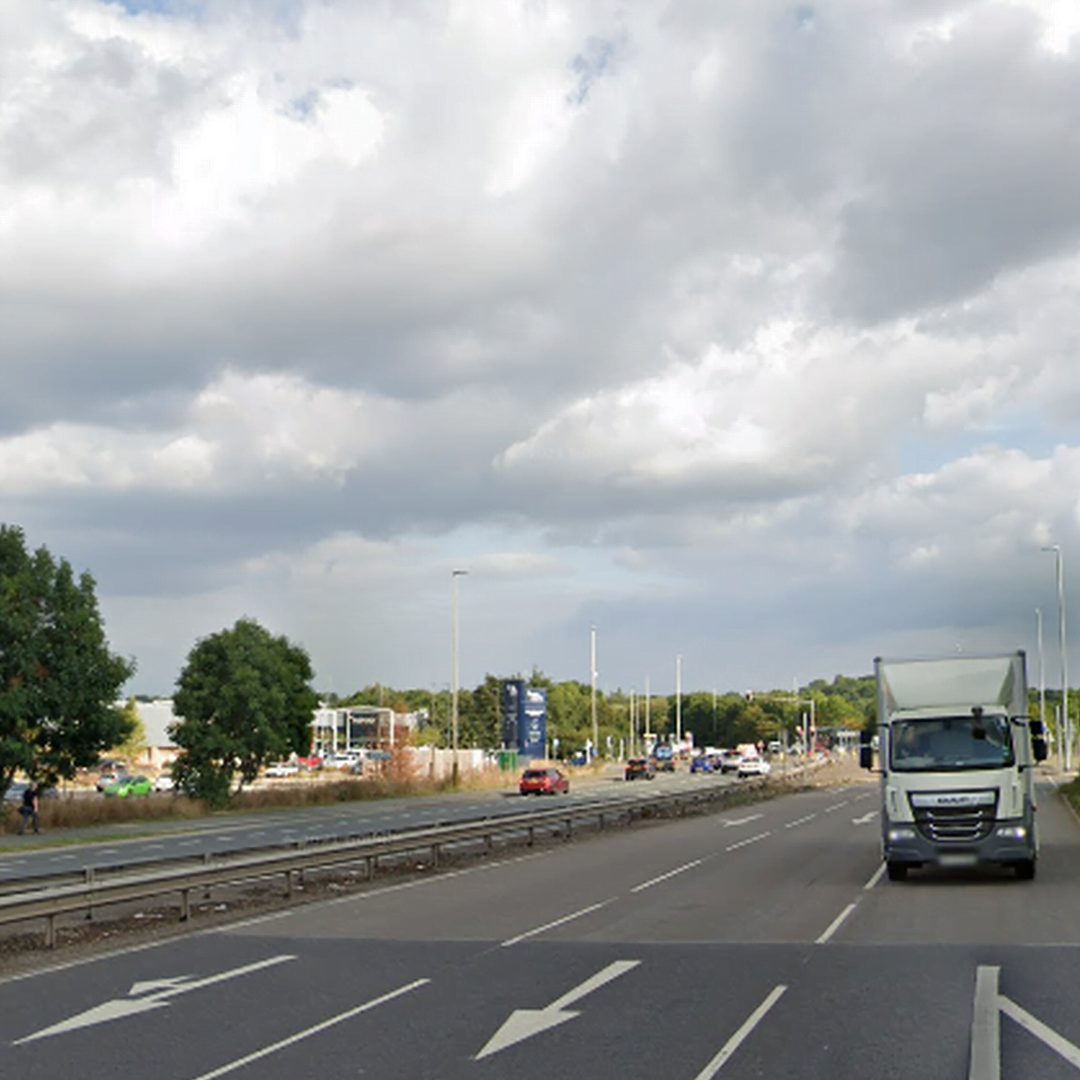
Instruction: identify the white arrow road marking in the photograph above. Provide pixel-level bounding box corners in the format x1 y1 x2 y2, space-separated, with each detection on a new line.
852 811 878 825
969 965 1080 1078
13 955 295 1044
475 960 640 1060
721 814 763 827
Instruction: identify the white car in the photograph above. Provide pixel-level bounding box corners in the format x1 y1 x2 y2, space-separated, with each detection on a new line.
737 755 772 778
265 762 300 778
153 774 175 792
323 754 359 770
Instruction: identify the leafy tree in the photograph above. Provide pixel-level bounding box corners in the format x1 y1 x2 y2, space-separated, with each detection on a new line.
170 618 318 806
0 525 135 798
111 697 149 763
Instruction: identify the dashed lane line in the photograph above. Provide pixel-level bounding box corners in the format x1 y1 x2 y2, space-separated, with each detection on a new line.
500 900 614 947
692 985 788 1079
784 813 817 829
815 902 858 945
863 863 886 890
631 859 706 893
824 801 849 814
725 832 771 853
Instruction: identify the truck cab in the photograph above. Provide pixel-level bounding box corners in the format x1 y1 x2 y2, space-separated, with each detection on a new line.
863 653 1047 881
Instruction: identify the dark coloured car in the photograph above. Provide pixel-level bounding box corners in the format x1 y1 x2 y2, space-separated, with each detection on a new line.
519 767 569 795
625 758 656 781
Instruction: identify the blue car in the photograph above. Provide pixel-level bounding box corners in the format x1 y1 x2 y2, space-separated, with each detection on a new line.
690 755 713 774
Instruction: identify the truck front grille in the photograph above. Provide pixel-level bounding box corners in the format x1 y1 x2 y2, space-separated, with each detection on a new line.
909 790 997 844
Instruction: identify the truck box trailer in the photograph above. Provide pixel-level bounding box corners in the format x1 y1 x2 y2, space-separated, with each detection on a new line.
861 652 1048 881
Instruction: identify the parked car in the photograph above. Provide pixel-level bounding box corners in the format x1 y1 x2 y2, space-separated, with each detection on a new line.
625 757 656 781
737 756 772 778
265 762 300 778
718 750 742 774
103 775 153 798
153 773 175 793
690 755 714 774
570 750 588 766
3 782 58 804
323 753 360 770
652 745 676 772
519 767 569 795
296 755 323 771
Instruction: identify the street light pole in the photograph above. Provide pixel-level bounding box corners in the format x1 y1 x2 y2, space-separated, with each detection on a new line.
1043 545 1070 771
590 625 598 762
675 654 682 745
1036 607 1047 757
451 569 468 785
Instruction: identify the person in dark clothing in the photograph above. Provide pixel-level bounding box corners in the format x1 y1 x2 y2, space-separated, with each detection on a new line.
17 783 40 835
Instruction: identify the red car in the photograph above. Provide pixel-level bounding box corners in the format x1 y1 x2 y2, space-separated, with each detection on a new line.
519 767 569 796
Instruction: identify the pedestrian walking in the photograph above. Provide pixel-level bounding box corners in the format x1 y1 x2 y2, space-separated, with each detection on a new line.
17 782 40 835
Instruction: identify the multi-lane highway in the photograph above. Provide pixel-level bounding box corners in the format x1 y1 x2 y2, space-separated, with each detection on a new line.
0 770 744 884
2 773 1078 1078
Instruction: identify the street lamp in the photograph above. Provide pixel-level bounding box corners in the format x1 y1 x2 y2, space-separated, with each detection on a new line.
1036 608 1047 757
451 569 468 784
590 625 598 761
1042 545 1070 771
675 654 682 745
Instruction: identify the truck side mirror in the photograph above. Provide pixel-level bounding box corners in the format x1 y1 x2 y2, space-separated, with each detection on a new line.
859 730 874 771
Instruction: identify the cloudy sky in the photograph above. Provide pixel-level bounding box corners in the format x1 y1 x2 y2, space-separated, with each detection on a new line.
3 0 1080 698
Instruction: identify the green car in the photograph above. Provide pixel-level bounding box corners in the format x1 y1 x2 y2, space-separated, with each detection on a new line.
103 775 153 798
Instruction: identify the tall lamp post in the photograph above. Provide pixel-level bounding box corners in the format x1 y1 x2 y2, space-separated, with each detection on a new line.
590 625 598 761
675 654 683 745
451 568 468 785
1036 608 1047 757
1042 545 1070 771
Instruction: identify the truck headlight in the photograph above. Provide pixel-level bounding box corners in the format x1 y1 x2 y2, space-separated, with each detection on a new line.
995 825 1027 840
888 827 916 842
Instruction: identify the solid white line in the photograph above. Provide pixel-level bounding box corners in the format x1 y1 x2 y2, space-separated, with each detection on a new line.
500 900 613 947
784 813 817 829
721 813 763 828
968 966 1000 1080
824 801 849 813
863 864 887 891
815 902 857 945
999 995 1080 1069
189 978 430 1080
692 985 788 1079
725 831 771 853
631 859 705 893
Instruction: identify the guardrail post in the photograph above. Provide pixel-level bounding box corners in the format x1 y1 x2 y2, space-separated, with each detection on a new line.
45 913 56 949
432 843 441 868
203 852 212 900
284 870 293 898
485 834 493 853
180 888 190 922
599 812 605 830
565 818 572 840
527 825 534 847
366 854 375 880
85 867 94 921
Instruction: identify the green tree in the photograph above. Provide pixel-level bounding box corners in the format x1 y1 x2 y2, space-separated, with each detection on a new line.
170 618 318 806
0 525 135 798
111 697 149 762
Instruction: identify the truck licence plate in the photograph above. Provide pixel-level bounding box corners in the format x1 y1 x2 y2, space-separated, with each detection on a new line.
938 853 977 868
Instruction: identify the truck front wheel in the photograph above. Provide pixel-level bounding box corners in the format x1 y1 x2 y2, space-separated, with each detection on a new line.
1014 859 1036 881
886 862 908 882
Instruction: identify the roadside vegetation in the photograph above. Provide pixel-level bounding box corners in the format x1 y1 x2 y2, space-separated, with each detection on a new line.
1061 776 1080 817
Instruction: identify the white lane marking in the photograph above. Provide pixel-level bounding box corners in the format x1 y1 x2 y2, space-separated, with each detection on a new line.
852 791 874 802
815 902 857 945
692 985 788 1079
500 900 613 947
824 801 849 813
1000 993 1080 1069
784 813 817 829
863 864 887 891
14 955 296 1044
190 979 430 1080
179 840 199 847
721 814 764 828
55 855 77 861
725 831 771 853
631 859 705 893
100 849 119 855
852 811 878 825
969 966 1000 1080
476 961 640 1060
144 844 165 851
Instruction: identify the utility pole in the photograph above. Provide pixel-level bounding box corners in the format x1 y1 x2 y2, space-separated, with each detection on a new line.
451 569 468 784
590 625 598 762
1043 545 1071 771
675 654 682 744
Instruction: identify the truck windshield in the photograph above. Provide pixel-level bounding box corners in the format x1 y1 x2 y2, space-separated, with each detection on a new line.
890 714 1015 772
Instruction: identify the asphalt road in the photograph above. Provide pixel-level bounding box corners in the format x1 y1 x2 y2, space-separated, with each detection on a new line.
2 775 1077 1079
0 769 744 883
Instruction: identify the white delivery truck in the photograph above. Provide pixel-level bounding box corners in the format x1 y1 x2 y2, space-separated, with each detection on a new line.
861 652 1048 881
